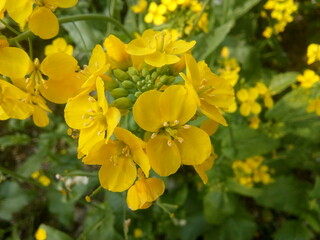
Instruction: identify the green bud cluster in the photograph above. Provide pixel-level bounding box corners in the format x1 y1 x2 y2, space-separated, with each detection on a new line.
108 65 176 110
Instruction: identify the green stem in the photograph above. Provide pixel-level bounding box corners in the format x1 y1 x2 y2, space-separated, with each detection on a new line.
8 14 134 45
0 19 20 35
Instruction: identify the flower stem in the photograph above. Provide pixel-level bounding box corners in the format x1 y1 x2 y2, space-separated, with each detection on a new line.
8 14 134 45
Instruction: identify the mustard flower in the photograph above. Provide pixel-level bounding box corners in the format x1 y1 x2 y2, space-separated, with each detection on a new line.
44 38 73 56
133 84 211 176
131 0 148 13
237 88 261 116
144 2 167 25
0 0 6 19
193 147 217 184
82 127 150 192
307 99 320 116
64 77 121 157
307 43 320 65
35 227 47 240
126 29 196 67
297 69 320 88
6 0 78 39
181 54 235 126
127 169 165 210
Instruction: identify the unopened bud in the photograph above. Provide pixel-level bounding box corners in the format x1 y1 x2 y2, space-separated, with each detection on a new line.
111 88 129 98
112 97 133 109
113 69 130 82
121 80 136 89
128 67 139 76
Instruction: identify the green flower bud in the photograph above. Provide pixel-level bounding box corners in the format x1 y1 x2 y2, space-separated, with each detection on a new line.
113 69 130 82
142 66 149 77
151 71 158 80
134 91 142 98
113 97 133 109
132 75 140 83
103 77 119 91
128 67 139 76
110 88 129 98
121 80 136 89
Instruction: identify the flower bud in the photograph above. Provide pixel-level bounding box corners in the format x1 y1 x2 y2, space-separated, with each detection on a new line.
121 80 136 89
113 97 133 109
111 88 129 98
113 69 130 82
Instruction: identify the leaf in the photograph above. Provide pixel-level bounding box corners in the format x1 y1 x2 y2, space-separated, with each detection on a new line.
39 224 73 240
193 20 234 60
274 220 314 240
226 179 262 198
203 189 235 225
0 133 30 150
256 176 310 215
269 72 298 95
232 0 261 20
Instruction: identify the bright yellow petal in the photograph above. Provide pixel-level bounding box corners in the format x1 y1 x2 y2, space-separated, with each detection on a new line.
166 40 196 55
6 0 33 29
240 103 251 116
145 51 180 67
32 105 49 127
175 126 211 165
200 100 228 126
104 35 131 69
46 0 78 8
0 106 9 120
99 156 137 192
200 118 219 136
28 7 59 39
160 85 197 125
126 39 156 56
0 47 32 78
133 90 163 132
194 154 215 184
146 134 181 176
40 53 78 79
105 107 121 142
83 140 123 165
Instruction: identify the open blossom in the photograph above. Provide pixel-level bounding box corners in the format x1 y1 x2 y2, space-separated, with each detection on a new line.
133 84 211 176
181 54 235 126
45 38 73 56
237 88 261 116
82 127 150 192
297 69 319 88
144 2 167 25
126 29 196 67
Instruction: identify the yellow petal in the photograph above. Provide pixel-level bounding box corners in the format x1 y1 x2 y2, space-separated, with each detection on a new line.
105 107 121 142
64 90 95 129
145 51 180 67
104 35 131 69
237 89 249 102
184 54 200 87
133 90 163 132
46 0 78 8
175 126 211 165
6 0 33 29
1 98 33 120
83 140 123 165
240 102 251 116
0 106 9 120
200 118 219 136
194 154 215 184
32 105 49 127
40 53 78 79
0 47 32 78
200 100 228 126
160 85 197 125
126 39 156 56
146 134 181 176
28 7 59 39
99 156 137 192
166 40 196 55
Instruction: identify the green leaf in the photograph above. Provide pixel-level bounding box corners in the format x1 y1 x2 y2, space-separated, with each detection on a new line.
226 179 262 198
203 189 235 225
269 72 298 95
256 176 310 215
193 20 234 60
274 220 313 240
0 133 30 150
39 224 73 240
232 0 261 20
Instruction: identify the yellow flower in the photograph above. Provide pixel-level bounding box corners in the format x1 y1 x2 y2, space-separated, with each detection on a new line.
255 82 274 108
127 170 165 210
65 77 121 157
44 38 73 56
131 0 148 13
144 2 167 25
0 79 33 120
133 85 211 176
297 69 319 88
220 47 230 59
181 54 235 126
193 147 217 184
6 0 78 39
262 27 273 38
39 175 51 186
237 88 261 116
134 228 144 238
249 116 260 129
35 227 47 240
198 12 209 33
307 99 320 116
0 0 6 19
307 43 320 65
82 127 150 192
126 29 196 67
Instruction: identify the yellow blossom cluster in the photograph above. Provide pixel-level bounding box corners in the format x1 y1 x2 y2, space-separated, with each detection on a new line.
261 0 298 38
131 0 208 35
232 156 274 188
0 0 78 39
31 171 51 187
0 29 235 210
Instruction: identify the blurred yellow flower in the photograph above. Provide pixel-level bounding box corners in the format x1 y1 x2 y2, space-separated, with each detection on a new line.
45 38 73 56
144 2 167 25
237 88 261 116
307 99 320 116
307 43 320 65
249 116 260 129
131 0 148 13
35 227 47 240
297 69 319 88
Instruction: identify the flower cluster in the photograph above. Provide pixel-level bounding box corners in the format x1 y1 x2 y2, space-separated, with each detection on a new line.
131 0 208 36
261 0 298 38
0 29 234 210
232 156 274 188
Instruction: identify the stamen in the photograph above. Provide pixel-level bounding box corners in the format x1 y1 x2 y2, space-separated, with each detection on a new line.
183 125 191 129
88 97 96 103
163 122 169 127
167 140 172 147
176 137 184 143
151 133 157 139
173 120 179 125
